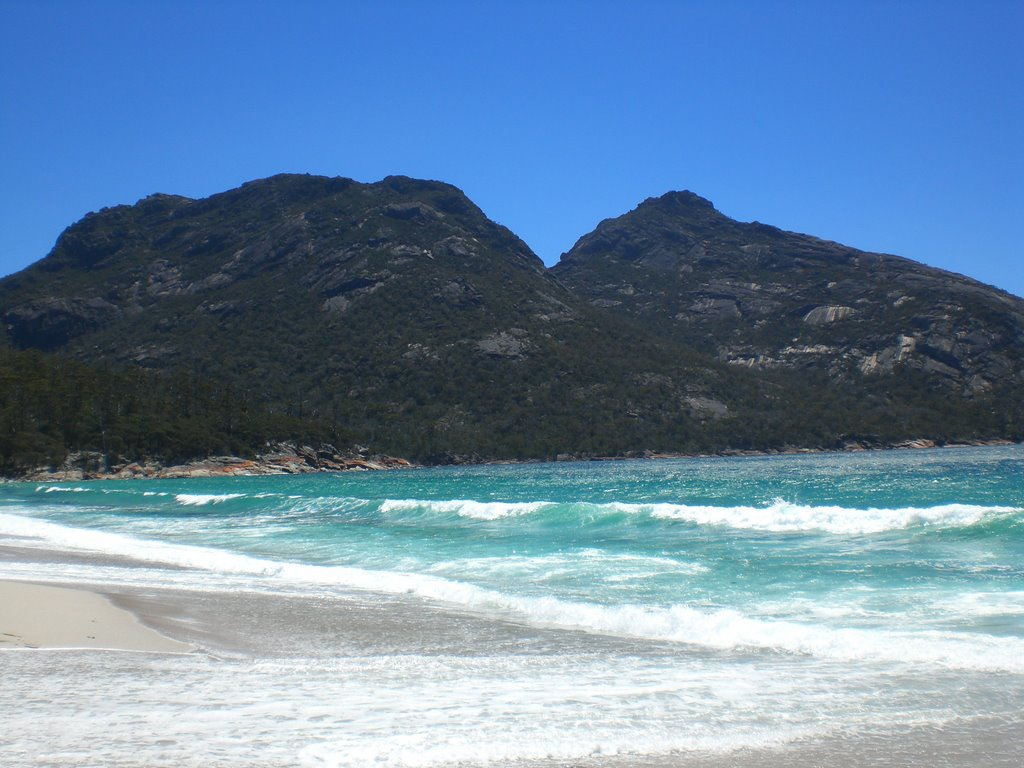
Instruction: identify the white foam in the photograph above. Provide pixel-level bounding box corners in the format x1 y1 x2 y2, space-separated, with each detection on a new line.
372 496 1019 533
299 726 790 768
634 500 1019 534
175 493 246 506
37 485 91 494
477 592 1024 673
0 646 830 768
379 498 549 519
425 551 708 580
1 511 1020 673
0 512 280 575
943 591 1024 618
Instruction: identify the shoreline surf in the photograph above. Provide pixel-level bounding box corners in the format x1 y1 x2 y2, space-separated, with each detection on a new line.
2 542 1021 768
2 446 1021 767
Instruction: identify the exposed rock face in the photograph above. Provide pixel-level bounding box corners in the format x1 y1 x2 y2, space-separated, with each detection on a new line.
476 329 532 359
683 396 729 420
803 306 856 325
553 191 1024 397
4 297 123 349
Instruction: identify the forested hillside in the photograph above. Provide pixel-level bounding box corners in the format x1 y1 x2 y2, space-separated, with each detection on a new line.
0 347 341 475
2 174 1020 474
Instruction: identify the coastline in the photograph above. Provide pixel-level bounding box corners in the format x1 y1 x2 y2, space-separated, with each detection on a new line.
2 489 1021 768
7 435 1018 483
16 442 415 483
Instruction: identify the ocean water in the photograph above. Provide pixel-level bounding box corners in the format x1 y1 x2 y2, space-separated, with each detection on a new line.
1 446 1022 767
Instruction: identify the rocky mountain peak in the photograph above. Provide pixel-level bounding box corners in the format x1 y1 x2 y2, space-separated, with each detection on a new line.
640 190 720 216
555 188 1024 403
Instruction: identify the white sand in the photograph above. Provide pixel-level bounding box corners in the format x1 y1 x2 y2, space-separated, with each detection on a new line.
0 580 191 652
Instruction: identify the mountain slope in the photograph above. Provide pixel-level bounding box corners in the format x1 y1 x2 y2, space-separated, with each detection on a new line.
0 175 774 460
553 191 1024 399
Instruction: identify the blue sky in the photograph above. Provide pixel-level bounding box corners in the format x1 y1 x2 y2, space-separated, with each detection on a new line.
2 1 1022 297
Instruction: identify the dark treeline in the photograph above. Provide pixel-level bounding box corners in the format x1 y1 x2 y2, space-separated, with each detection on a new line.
0 347 343 475
2 345 1021 478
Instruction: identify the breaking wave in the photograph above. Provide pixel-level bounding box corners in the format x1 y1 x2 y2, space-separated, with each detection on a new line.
1 511 1021 673
636 500 1020 534
372 497 1019 534
380 498 550 520
175 493 247 506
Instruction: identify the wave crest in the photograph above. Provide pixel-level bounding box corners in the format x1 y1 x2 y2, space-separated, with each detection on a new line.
175 493 246 506
379 499 549 520
375 497 1018 534
638 500 1019 534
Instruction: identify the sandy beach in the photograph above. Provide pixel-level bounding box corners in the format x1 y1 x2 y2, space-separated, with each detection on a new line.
2 543 1022 767
0 579 191 652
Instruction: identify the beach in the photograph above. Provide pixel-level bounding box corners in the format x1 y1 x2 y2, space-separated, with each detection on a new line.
0 578 190 652
3 551 1021 768
2 448 1022 767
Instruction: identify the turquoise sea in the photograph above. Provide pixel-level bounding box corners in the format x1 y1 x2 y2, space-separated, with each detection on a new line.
1 446 1022 767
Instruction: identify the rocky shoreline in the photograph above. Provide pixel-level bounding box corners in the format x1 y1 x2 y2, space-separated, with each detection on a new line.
10 437 1019 483
22 442 414 482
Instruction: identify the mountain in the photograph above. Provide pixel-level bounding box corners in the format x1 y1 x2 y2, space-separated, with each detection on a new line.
554 190 1024 409
0 175 772 462
2 175 1021 467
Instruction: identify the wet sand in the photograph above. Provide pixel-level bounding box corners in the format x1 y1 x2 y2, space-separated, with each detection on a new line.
1 544 1021 767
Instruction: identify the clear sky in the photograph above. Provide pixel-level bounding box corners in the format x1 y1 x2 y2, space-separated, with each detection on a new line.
2 0 1022 297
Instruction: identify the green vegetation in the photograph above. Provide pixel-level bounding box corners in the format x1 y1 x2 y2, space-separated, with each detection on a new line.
2 343 1017 478
0 347 343 475
1 173 1021 476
